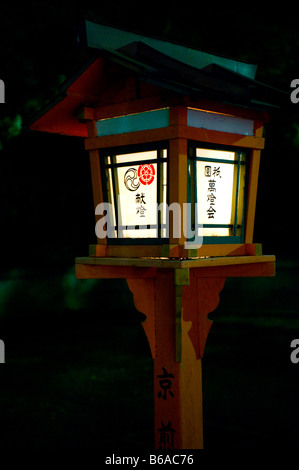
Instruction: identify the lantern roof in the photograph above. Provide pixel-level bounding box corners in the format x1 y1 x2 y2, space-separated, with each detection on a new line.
84 20 257 80
28 20 291 137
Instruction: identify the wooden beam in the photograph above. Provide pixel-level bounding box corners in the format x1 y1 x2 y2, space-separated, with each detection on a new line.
168 138 188 245
94 96 165 121
75 263 157 279
168 106 188 246
193 261 275 277
169 106 187 127
80 100 269 130
84 126 264 151
85 127 177 149
245 149 261 243
89 244 163 258
185 97 271 123
89 149 107 245
178 126 265 149
88 242 263 258
75 254 276 270
76 106 96 122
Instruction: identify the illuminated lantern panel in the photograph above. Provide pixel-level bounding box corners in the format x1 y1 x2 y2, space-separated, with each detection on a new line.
101 141 247 245
188 145 247 243
102 146 168 240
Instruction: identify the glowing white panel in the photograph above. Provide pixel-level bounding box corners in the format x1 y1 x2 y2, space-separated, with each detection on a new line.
105 149 167 239
117 162 158 238
195 148 245 237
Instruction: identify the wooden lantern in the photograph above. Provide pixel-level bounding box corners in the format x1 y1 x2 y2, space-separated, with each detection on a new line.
29 21 283 449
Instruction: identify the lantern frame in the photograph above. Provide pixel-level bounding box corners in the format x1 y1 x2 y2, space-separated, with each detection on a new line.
86 104 265 259
99 141 169 244
97 139 250 246
187 141 249 245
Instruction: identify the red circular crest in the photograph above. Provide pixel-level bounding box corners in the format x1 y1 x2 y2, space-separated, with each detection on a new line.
138 164 155 185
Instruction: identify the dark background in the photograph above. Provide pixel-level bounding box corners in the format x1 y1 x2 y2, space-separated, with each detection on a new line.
0 2 299 449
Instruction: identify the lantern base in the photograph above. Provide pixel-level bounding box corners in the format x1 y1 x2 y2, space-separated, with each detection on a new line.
89 242 264 259
76 253 275 275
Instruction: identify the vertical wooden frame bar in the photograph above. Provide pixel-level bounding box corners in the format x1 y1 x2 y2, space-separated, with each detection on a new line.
245 149 261 243
168 107 188 245
244 119 264 243
86 120 107 245
89 148 107 245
